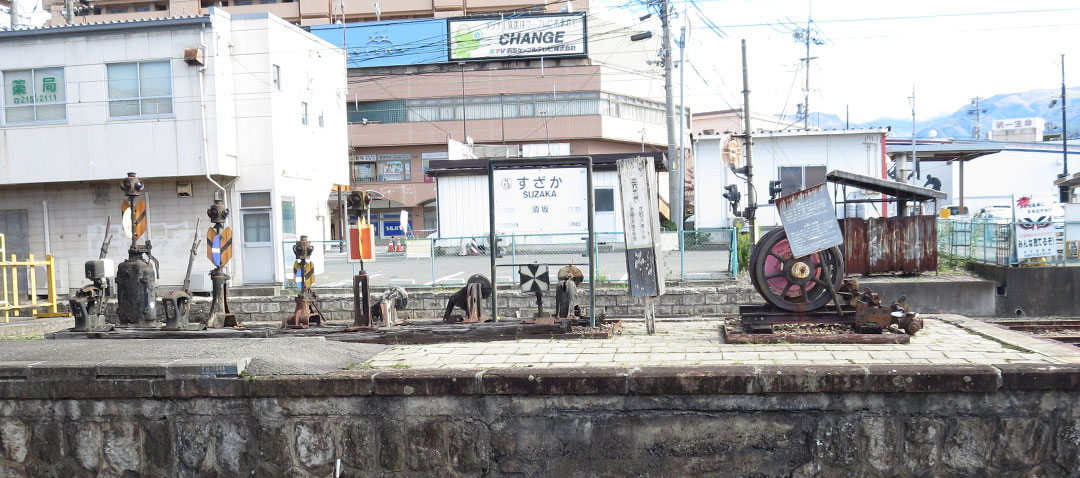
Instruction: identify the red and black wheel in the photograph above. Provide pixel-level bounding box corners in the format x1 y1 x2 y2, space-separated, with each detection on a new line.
748 227 845 312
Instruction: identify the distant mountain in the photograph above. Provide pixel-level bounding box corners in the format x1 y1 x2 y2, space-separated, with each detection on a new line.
841 87 1080 140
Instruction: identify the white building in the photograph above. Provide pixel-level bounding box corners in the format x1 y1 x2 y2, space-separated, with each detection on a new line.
0 9 347 290
695 128 890 228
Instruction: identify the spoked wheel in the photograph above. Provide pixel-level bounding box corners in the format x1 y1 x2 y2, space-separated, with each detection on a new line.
748 228 845 312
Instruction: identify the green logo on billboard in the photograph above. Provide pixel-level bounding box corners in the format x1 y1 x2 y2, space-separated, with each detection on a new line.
453 25 481 59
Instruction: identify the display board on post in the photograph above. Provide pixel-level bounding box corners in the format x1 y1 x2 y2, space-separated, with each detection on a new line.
774 182 846 314
617 156 665 334
1013 195 1056 261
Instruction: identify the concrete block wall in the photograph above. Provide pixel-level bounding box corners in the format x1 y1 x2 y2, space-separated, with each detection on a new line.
87 283 763 323
0 178 221 289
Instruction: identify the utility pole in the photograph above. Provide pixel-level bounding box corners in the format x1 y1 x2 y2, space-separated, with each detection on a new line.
10 0 17 30
793 17 822 130
65 0 74 24
677 19 686 276
967 96 987 140
1062 54 1069 179
910 84 919 181
741 39 757 244
661 0 680 229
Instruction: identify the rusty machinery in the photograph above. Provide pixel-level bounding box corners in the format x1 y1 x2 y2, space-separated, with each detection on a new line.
161 220 206 331
115 172 160 327
554 265 585 320
283 235 326 329
744 227 922 335
70 217 116 332
370 286 408 327
206 199 238 327
443 274 492 323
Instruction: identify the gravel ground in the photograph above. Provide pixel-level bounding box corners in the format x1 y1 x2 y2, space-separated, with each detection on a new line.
0 337 387 375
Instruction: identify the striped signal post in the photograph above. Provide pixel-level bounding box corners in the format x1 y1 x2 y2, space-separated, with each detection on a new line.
283 235 325 329
205 199 238 328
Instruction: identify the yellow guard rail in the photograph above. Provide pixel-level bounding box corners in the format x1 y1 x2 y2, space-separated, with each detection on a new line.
0 234 66 322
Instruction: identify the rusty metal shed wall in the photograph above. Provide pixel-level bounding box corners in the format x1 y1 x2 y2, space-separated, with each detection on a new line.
841 216 937 275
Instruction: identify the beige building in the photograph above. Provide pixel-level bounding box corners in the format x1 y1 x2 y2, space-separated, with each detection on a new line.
42 0 589 27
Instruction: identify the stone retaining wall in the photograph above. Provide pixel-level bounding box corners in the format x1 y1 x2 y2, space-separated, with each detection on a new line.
1 364 1079 477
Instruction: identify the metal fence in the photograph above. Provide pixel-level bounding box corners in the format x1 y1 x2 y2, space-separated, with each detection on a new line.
283 229 738 288
938 219 1080 267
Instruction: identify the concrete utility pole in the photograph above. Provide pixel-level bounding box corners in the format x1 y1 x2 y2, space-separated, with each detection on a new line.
65 0 74 24
10 0 17 30
793 17 822 130
967 96 987 140
910 84 918 180
741 39 757 244
661 0 680 228
676 21 686 274
1062 54 1069 179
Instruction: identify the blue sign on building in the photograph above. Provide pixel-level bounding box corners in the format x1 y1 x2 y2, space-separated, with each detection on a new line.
381 220 403 237
310 19 448 68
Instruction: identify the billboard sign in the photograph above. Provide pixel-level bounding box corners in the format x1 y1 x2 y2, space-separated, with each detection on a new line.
449 13 587 61
1014 196 1055 259
310 19 448 68
492 167 588 234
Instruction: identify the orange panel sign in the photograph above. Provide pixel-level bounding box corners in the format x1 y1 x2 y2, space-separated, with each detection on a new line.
347 216 375 263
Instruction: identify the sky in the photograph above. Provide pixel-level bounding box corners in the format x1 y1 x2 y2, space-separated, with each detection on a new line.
598 0 1080 126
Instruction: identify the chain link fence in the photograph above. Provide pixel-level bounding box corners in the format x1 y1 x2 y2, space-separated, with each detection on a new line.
938 218 1080 267
283 229 738 289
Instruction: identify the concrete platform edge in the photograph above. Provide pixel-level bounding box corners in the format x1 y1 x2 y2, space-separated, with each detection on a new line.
1 362 1078 400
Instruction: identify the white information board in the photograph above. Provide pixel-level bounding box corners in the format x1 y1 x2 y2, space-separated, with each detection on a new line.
1014 196 1056 260
492 167 588 234
618 157 665 297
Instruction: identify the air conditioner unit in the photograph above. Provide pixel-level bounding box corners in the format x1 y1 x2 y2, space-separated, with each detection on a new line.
183 48 204 66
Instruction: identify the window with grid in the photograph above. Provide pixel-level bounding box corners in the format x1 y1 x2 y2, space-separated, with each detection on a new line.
3 67 66 124
106 61 172 117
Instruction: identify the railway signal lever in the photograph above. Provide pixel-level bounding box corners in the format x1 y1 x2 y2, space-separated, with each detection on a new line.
723 184 742 217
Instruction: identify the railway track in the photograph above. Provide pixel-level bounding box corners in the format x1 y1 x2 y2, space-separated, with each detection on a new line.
990 319 1080 347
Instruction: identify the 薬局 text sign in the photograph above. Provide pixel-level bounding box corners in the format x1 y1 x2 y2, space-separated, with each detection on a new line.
493 167 587 234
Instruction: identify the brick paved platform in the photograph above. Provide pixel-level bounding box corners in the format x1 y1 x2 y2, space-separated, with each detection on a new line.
365 315 1080 369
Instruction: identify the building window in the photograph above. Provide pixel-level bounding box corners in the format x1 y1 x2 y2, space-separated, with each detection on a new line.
318 111 324 127
134 4 151 12
3 67 66 124
281 198 296 235
107 6 129 13
351 155 411 182
352 162 376 182
107 61 172 117
301 102 308 125
259 0 278 3
234 0 253 4
272 64 281 90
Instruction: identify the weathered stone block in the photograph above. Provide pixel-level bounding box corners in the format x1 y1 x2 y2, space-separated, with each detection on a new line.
294 420 335 473
861 416 901 473
901 417 940 475
339 418 378 471
405 419 450 471
378 422 405 471
240 302 260 313
103 421 141 473
448 419 490 472
0 420 28 463
173 420 213 472
260 302 281 313
67 422 101 471
991 417 1047 471
216 420 253 474
941 417 994 475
